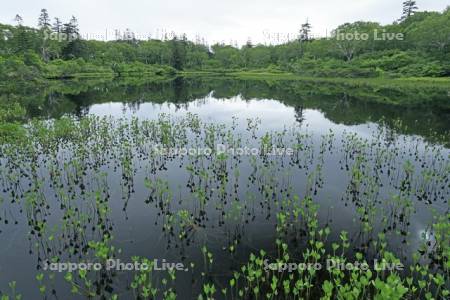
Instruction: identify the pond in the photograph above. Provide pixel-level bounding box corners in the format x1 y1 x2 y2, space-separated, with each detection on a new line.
0 77 449 299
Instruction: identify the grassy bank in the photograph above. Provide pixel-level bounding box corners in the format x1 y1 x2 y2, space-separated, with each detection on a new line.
187 70 450 86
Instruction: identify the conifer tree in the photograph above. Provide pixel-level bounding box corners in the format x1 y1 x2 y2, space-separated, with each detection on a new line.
300 19 312 42
38 9 51 29
14 14 23 26
38 9 51 62
13 15 31 53
53 17 62 33
63 16 79 36
401 1 418 21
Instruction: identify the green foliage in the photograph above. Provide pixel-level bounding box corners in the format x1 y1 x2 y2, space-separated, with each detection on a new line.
0 102 26 123
290 57 380 78
0 55 41 81
211 45 242 69
0 101 27 143
111 61 176 77
353 50 447 77
354 50 417 71
0 122 26 143
1 7 449 81
61 39 90 60
43 58 113 78
406 9 450 57
331 21 384 61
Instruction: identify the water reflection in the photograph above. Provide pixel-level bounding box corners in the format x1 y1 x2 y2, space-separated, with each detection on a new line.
1 77 449 144
0 77 449 299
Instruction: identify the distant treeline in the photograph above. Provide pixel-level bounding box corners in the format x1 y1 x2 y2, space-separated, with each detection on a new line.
1 3 449 80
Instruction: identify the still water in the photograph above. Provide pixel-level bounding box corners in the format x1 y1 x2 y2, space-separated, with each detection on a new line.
0 78 448 299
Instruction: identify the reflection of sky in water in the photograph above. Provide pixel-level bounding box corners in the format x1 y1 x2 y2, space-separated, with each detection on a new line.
87 94 449 255
88 95 376 137
88 96 296 126
0 93 448 299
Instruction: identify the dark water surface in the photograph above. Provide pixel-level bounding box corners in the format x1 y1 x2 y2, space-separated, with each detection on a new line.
0 78 449 299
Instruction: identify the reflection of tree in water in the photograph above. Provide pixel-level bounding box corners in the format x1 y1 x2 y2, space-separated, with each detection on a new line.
125 101 141 113
46 92 58 107
7 78 450 146
295 105 305 125
383 125 398 147
0 114 448 298
173 77 187 102
337 93 350 108
78 106 90 117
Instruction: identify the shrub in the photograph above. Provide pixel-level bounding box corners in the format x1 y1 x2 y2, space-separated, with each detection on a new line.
397 61 446 77
0 56 41 81
44 59 113 78
290 58 379 78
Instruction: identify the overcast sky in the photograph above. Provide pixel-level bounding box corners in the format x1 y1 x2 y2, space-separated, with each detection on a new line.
1 0 448 45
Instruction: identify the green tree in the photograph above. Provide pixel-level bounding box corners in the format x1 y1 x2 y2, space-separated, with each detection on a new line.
300 19 312 42
62 16 79 36
401 1 418 21
212 44 242 68
53 17 62 33
242 40 254 68
331 22 382 61
62 39 89 59
170 37 186 70
12 16 35 53
408 10 450 56
38 9 51 62
38 9 51 29
14 14 23 26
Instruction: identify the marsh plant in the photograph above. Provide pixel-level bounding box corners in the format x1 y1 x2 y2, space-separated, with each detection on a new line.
0 114 448 299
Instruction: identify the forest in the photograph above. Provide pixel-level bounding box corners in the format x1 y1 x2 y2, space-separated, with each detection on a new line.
1 4 450 81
